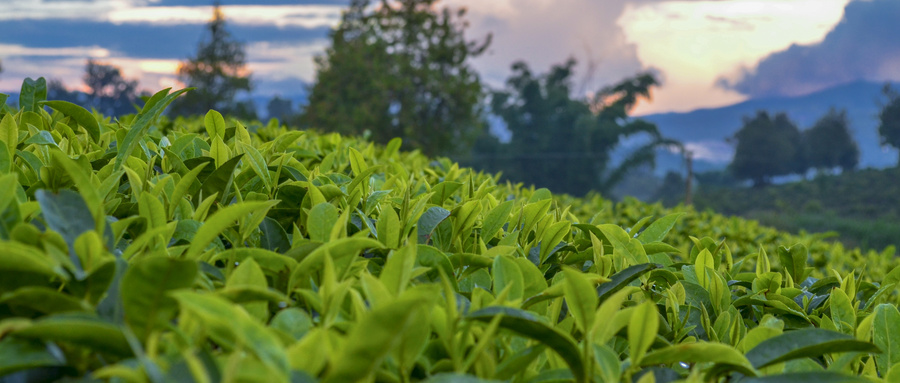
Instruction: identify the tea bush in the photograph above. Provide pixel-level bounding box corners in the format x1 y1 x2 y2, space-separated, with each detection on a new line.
1 80 900 382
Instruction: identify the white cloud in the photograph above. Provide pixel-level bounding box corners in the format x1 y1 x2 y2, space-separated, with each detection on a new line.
246 39 329 85
0 1 343 29
445 0 646 94
619 0 849 113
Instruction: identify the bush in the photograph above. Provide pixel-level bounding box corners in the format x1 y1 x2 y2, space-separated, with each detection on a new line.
1 80 900 382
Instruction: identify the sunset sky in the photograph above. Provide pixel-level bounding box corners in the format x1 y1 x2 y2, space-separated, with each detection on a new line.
1 0 897 115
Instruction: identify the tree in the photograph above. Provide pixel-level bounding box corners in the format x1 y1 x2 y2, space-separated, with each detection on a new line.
82 59 140 115
730 111 804 186
474 59 673 196
266 95 294 122
170 2 254 118
878 84 900 165
803 108 859 173
301 0 491 156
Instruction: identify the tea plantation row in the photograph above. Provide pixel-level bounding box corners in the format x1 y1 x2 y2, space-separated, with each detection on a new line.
2 80 900 382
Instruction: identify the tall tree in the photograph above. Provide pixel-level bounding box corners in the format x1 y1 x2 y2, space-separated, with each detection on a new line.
730 111 804 186
803 108 859 173
266 95 294 122
301 0 491 156
475 59 673 196
878 84 900 165
82 59 140 114
170 2 254 118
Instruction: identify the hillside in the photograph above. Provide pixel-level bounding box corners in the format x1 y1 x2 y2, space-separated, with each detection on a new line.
640 81 898 175
4 80 900 382
693 166 900 251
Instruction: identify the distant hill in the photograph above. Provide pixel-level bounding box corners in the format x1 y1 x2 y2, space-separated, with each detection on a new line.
639 80 899 175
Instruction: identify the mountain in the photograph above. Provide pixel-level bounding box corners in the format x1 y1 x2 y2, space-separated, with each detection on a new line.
638 80 898 175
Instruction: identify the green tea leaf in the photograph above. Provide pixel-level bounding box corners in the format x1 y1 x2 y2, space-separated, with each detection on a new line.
184 200 280 259
35 189 95 277
562 267 597 333
418 206 451 244
40 100 101 143
0 286 91 314
466 306 585 383
639 342 757 377
629 300 659 365
873 303 900 376
596 263 658 303
121 256 198 340
171 291 289 380
13 313 132 356
637 213 683 243
738 372 870 383
204 109 226 138
745 328 880 369
308 202 339 243
0 337 65 376
492 255 524 301
114 87 190 171
19 77 47 113
482 200 513 241
324 286 437 383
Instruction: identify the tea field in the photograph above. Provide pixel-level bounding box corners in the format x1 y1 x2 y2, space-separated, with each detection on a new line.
2 79 900 382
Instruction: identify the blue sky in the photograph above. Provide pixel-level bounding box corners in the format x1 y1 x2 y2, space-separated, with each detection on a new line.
1 0 898 114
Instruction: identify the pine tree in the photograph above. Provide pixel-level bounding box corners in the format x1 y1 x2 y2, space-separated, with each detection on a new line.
170 2 254 118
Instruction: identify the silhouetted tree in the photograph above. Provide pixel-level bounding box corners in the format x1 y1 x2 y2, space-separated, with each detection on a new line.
301 0 491 156
170 2 254 118
731 111 804 186
878 84 900 165
81 59 140 115
266 95 294 122
804 108 859 173
475 59 674 196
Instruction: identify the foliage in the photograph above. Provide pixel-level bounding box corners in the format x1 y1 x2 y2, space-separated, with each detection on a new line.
301 0 491 157
169 3 255 119
803 108 859 173
694 166 900 251
3 78 900 382
878 85 900 165
731 111 805 186
266 95 295 123
80 59 141 116
471 60 673 196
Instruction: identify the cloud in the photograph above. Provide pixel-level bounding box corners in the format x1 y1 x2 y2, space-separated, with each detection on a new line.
723 0 900 98
444 0 649 93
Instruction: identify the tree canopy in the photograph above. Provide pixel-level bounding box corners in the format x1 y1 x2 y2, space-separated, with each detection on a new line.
730 111 804 186
804 108 859 173
170 3 254 119
301 0 491 157
878 85 900 165
471 59 673 196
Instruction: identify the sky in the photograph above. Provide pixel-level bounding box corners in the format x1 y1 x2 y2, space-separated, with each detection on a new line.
0 0 897 115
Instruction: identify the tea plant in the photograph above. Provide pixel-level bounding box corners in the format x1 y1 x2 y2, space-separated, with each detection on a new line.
2 78 900 382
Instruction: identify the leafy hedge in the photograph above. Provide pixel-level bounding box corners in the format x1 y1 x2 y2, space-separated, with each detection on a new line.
2 81 900 382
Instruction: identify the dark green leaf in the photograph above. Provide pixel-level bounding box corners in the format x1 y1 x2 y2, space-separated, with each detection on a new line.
596 263 658 303
466 306 585 383
739 372 870 383
418 206 451 244
35 189 95 278
40 101 101 143
745 328 879 369
121 256 198 340
0 337 65 376
13 313 132 356
259 216 291 254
